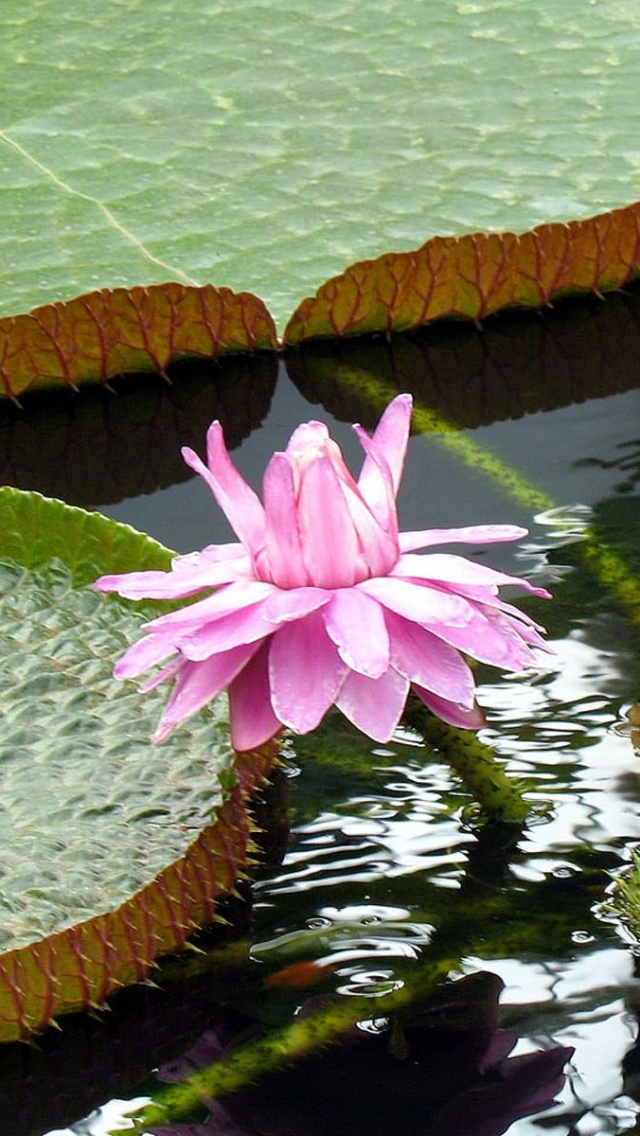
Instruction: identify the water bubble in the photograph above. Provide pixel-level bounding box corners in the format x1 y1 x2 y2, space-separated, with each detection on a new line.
571 930 596 945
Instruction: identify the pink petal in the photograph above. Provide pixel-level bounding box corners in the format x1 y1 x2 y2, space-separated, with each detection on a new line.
285 419 330 455
358 576 472 626
178 587 331 660
399 524 529 553
177 602 276 660
323 588 390 678
142 580 276 632
392 552 550 597
181 420 265 556
428 606 543 672
192 542 248 561
154 643 261 741
289 425 399 583
352 394 411 550
113 634 176 679
228 641 282 751
336 477 399 578
263 587 332 624
336 667 410 742
260 452 307 587
139 657 182 693
385 611 475 705
352 431 399 546
269 611 348 733
413 685 487 729
452 585 552 633
94 545 251 601
297 454 360 588
496 612 549 652
356 393 412 498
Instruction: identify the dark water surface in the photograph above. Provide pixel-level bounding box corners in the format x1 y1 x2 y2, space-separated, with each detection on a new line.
1 295 640 1135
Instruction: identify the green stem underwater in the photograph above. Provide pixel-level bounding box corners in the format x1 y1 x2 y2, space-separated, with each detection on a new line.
404 697 534 824
115 955 457 1133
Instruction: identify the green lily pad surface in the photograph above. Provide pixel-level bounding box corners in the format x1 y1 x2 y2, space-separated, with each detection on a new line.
0 487 273 1040
2 1 639 327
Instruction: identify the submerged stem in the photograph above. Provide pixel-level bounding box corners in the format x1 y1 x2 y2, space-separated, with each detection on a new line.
118 955 456 1133
404 697 534 824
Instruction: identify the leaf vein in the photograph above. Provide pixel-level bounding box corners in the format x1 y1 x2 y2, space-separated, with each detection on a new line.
0 130 199 286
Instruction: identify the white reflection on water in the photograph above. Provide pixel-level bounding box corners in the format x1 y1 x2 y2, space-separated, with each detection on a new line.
46 1097 149 1136
484 631 640 852
487 949 640 1135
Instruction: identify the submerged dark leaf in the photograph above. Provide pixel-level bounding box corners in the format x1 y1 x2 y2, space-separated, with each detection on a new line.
150 974 573 1136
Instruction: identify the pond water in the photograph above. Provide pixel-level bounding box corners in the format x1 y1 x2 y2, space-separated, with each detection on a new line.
1 292 640 1135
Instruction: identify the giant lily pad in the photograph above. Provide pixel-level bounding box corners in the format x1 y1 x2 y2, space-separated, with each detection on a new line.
4 0 640 396
2 200 640 398
0 486 275 1041
1 0 639 327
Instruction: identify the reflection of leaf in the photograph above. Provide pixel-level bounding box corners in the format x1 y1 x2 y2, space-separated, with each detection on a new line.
0 353 277 506
0 487 274 1041
0 283 277 399
286 284 640 432
284 201 640 342
2 286 640 514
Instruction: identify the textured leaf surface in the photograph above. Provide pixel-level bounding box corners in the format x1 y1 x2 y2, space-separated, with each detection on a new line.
0 283 277 399
284 201 640 342
0 488 273 1040
1 0 639 330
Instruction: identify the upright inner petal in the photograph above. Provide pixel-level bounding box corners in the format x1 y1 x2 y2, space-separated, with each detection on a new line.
296 455 360 588
181 420 265 556
354 393 411 534
261 452 308 587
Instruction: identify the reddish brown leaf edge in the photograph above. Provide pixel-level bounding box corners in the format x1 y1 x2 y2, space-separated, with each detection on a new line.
3 199 640 400
0 283 279 401
284 199 640 342
0 743 276 1043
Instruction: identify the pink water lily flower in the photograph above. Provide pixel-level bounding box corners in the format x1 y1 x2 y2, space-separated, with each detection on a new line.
95 395 550 752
